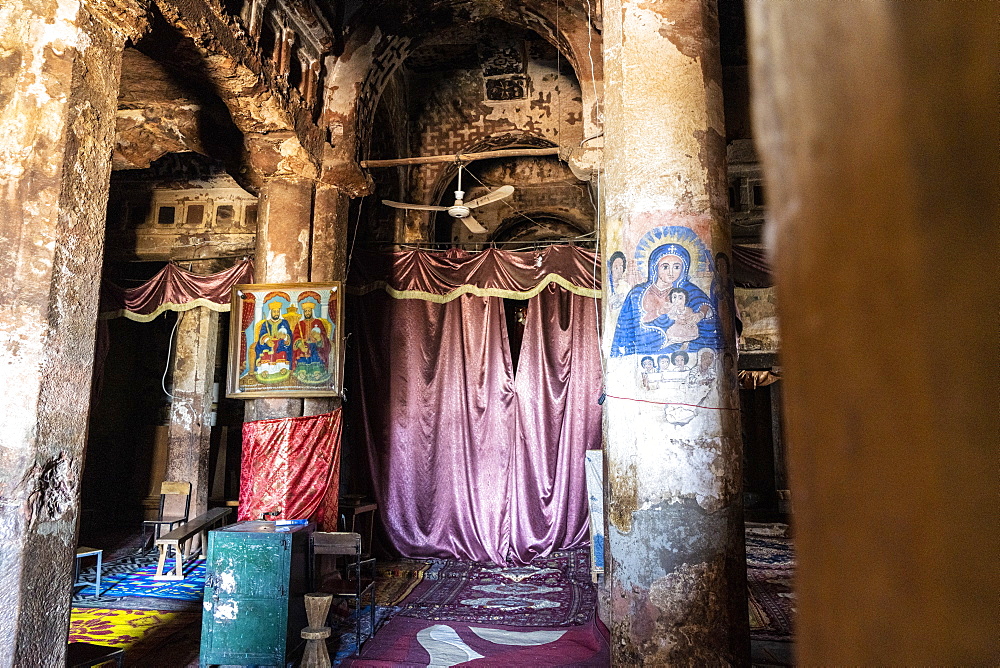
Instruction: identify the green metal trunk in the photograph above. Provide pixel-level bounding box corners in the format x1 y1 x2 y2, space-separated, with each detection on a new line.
200 521 312 667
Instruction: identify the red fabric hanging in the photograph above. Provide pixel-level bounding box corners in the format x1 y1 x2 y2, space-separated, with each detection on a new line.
99 259 254 321
238 410 343 530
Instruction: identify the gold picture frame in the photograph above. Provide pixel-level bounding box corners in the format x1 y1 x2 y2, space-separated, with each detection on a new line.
226 282 344 398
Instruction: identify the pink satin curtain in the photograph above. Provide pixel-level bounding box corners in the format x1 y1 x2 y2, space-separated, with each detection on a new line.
509 284 602 563
349 284 602 565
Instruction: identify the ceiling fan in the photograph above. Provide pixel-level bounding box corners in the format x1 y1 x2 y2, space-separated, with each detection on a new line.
381 164 514 234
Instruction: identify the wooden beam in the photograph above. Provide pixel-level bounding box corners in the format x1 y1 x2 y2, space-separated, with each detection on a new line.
360 147 560 168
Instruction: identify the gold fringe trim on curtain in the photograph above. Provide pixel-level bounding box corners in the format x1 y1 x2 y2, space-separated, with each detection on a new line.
347 272 601 303
98 298 232 322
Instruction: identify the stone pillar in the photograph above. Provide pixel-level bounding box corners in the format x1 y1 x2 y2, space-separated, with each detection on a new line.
600 0 747 664
244 174 315 422
747 2 998 664
0 1 131 664
165 307 220 518
303 182 349 417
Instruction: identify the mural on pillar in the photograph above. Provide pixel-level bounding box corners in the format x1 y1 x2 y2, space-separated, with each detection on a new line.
611 226 720 357
609 226 729 425
226 282 344 398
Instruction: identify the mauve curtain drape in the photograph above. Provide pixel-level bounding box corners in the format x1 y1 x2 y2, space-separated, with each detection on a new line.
348 249 602 565
351 292 516 564
508 284 603 563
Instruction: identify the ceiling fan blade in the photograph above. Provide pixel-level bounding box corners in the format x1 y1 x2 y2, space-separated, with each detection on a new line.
465 185 515 209
461 215 488 234
382 199 450 211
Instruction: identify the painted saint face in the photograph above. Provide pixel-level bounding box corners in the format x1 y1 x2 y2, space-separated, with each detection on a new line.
642 359 654 372
700 350 715 370
657 255 684 285
611 258 625 280
670 291 685 305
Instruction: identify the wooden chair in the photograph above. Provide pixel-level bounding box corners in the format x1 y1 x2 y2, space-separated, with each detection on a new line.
142 481 191 551
309 532 377 649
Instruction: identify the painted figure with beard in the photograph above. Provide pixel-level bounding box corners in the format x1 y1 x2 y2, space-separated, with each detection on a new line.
253 300 293 379
292 297 333 382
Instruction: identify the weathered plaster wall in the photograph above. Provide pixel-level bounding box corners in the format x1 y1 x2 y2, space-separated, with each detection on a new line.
0 0 134 662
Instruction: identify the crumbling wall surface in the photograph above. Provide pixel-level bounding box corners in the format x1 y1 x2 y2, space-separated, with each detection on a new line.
151 0 321 185
0 1 129 664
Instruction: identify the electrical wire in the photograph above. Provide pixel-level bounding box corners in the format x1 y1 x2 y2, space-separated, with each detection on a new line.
462 168 548 231
583 0 607 382
161 314 181 401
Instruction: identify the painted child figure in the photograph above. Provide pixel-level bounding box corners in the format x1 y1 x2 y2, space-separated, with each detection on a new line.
664 288 707 344
640 356 661 390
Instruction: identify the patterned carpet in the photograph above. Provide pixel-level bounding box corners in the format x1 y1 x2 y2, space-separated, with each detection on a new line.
398 548 597 627
74 553 206 604
375 560 432 606
746 524 795 640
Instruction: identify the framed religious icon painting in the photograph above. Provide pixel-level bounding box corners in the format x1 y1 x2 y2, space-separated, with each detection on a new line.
227 282 344 398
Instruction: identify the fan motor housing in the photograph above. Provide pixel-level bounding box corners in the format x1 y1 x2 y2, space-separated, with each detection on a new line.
448 206 471 218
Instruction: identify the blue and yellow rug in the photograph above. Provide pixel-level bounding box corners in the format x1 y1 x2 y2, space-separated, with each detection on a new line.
74 554 205 604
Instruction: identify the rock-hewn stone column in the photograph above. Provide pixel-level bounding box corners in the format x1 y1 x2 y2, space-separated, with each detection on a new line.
0 1 133 663
748 2 998 664
244 174 315 422
165 305 220 518
303 182 349 417
600 0 747 664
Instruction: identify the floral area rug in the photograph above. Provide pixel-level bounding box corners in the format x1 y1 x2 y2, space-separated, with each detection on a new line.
341 615 610 667
398 548 596 627
746 525 795 640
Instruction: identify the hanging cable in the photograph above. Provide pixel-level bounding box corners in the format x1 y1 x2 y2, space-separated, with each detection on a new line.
583 0 607 382
161 314 181 401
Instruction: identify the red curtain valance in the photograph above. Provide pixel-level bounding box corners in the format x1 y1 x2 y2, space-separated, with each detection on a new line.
347 246 600 302
99 259 254 322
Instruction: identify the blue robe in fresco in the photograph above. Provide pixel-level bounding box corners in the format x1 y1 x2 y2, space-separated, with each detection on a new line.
611 243 720 357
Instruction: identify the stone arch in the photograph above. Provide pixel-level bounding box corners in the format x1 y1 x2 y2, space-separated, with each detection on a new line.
323 1 602 163
490 211 590 243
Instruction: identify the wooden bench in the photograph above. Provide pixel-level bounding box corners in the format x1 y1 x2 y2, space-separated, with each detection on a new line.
153 507 232 580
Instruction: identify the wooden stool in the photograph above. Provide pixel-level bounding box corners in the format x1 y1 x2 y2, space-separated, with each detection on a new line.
300 593 333 668
66 642 124 667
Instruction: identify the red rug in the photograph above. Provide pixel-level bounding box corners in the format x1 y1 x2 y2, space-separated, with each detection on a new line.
399 548 596 627
342 615 610 667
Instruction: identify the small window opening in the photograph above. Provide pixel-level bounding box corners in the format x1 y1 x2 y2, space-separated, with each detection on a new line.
186 204 205 225
244 204 258 228
216 204 235 224
259 21 277 63
157 206 176 225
